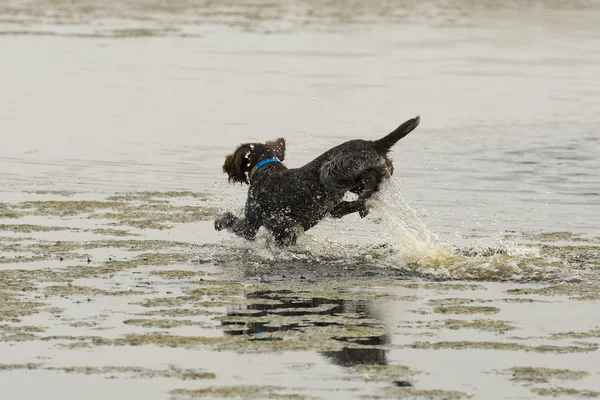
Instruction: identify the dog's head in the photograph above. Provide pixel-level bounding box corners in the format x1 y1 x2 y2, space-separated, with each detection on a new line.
222 138 286 184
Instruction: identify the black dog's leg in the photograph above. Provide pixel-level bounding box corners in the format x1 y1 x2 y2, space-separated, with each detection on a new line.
330 200 369 219
271 225 299 247
214 212 260 240
357 168 383 203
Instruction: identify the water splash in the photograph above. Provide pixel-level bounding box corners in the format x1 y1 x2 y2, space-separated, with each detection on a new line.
368 179 579 282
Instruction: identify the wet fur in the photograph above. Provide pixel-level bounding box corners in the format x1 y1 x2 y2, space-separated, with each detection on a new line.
215 116 420 246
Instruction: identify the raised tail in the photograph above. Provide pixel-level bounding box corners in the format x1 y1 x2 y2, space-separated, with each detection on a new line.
372 116 420 154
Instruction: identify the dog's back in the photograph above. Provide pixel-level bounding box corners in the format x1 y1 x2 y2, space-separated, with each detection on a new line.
303 116 421 194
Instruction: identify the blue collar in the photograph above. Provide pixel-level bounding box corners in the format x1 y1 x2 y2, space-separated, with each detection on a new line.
249 157 280 181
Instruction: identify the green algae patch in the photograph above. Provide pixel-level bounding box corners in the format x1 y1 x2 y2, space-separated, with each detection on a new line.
189 281 260 297
123 318 211 329
0 300 49 323
572 295 600 301
0 224 77 233
0 324 45 334
0 255 46 264
106 191 207 201
150 270 206 279
0 363 215 380
24 190 79 196
0 324 45 341
82 240 192 251
499 298 543 303
90 228 137 237
506 367 589 383
443 319 515 333
531 387 600 398
114 333 231 348
92 202 218 230
350 364 420 383
428 298 492 306
170 385 312 399
399 282 484 291
44 285 145 297
54 365 215 380
0 203 23 218
0 363 41 371
521 231 590 242
507 284 600 297
138 296 196 308
52 336 113 349
137 308 216 317
376 387 471 399
59 253 189 280
18 200 127 216
69 321 98 328
550 330 600 339
434 306 499 315
407 341 598 353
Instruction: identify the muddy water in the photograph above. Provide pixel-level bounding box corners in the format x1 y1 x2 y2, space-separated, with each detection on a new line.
1 1 600 400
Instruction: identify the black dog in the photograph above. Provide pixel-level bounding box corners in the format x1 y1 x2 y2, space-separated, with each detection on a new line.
215 116 420 246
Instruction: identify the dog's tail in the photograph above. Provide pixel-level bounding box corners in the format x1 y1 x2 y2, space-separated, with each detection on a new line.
372 116 420 154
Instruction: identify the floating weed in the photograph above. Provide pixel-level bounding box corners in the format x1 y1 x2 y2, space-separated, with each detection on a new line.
0 300 49 323
81 240 192 251
170 385 312 399
0 255 47 264
0 363 41 370
44 285 145 297
90 228 138 237
375 387 471 399
0 203 23 218
0 363 215 380
136 308 216 317
123 318 212 329
434 306 500 315
520 231 590 242
427 298 492 306
0 324 46 334
505 366 589 383
138 296 194 308
399 282 484 291
0 224 78 233
53 336 113 349
55 365 215 380
0 324 45 341
531 387 600 397
18 200 127 217
407 341 598 353
69 321 98 328
443 319 515 333
105 191 208 201
550 330 600 339
114 333 230 348
498 298 544 303
572 295 600 301
24 190 79 196
507 284 600 297
150 270 206 279
350 364 420 383
92 204 218 230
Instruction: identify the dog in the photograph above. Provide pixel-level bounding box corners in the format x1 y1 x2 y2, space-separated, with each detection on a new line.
215 116 420 246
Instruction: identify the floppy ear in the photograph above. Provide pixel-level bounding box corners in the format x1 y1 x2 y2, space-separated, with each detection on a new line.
265 138 286 161
222 149 249 184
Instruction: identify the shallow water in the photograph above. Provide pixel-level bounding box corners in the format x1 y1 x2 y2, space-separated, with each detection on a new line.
1 1 600 399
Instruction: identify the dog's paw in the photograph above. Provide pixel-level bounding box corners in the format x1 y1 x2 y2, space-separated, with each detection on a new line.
214 212 235 231
358 204 369 218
